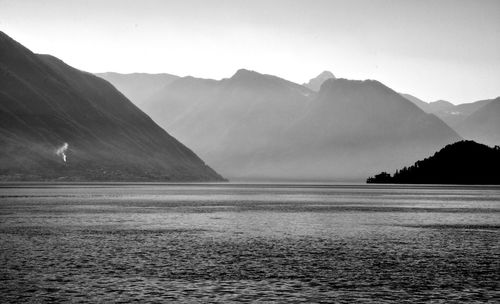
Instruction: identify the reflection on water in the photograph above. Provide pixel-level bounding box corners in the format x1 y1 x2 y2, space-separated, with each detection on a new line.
1 183 499 303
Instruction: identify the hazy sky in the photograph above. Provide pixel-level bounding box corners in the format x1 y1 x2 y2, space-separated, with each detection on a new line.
1 0 499 103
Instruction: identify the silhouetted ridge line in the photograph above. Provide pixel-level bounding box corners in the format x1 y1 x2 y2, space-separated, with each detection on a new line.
367 141 500 184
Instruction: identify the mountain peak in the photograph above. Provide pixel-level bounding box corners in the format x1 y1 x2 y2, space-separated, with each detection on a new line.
429 100 455 112
231 68 262 79
303 70 336 91
318 78 384 92
229 69 287 88
317 70 335 79
432 100 454 106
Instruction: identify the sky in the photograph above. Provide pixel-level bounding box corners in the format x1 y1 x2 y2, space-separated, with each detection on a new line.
1 0 499 104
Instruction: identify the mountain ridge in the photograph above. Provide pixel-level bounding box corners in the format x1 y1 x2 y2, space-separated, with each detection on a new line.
0 31 224 181
303 71 336 91
250 76 462 180
137 68 461 180
400 93 495 127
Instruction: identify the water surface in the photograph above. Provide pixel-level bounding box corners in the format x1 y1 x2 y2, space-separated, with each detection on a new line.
1 183 499 303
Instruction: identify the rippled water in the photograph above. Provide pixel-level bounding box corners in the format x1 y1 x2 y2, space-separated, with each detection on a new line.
1 183 499 303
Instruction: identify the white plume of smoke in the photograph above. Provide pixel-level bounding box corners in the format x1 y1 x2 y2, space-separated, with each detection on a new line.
56 142 69 162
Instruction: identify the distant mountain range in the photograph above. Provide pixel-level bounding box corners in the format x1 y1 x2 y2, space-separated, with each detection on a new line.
98 73 499 162
367 141 500 184
2 30 492 182
258 78 461 180
98 68 500 181
0 31 224 181
140 69 314 179
400 93 499 145
103 69 461 180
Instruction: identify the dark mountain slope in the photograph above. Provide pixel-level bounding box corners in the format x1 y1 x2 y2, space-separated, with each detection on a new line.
0 31 223 181
367 141 500 184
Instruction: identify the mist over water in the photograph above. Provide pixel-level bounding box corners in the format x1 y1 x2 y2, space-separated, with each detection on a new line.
0 183 499 302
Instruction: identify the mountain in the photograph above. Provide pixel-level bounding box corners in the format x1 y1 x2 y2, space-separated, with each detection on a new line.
142 70 461 180
367 141 500 184
455 98 500 146
400 93 493 127
400 93 430 112
95 72 179 106
141 69 313 179
250 78 462 180
425 99 462 126
428 100 455 112
434 98 493 127
0 31 224 181
143 76 221 129
400 93 498 146
303 71 335 91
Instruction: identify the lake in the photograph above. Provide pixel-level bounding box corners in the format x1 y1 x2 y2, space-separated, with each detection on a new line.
0 183 499 303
